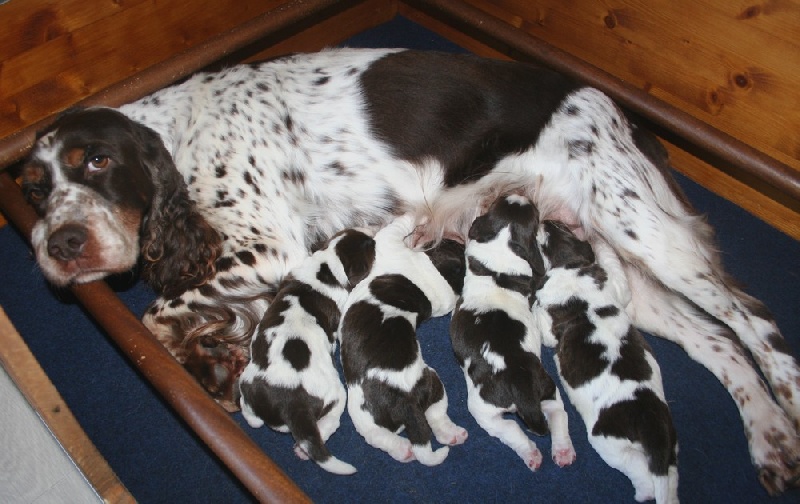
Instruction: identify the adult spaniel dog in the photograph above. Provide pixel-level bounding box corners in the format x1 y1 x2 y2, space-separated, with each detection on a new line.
19 48 799 493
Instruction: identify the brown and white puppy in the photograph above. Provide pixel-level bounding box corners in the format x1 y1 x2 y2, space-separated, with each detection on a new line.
339 215 468 465
450 194 575 471
533 220 679 503
238 229 376 475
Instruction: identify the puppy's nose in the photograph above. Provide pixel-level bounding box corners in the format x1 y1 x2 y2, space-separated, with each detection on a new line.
48 224 87 261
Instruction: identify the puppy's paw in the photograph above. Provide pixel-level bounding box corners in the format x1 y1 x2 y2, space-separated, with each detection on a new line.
552 446 576 467
413 444 450 466
522 445 543 471
633 485 655 503
293 444 310 461
435 425 468 446
449 426 469 446
387 441 415 463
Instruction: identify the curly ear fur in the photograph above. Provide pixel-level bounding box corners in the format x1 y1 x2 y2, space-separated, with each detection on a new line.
132 122 222 298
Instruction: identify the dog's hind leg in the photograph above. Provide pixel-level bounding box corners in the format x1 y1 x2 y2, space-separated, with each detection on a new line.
586 153 800 435
592 191 800 428
590 435 657 503
347 384 415 463
317 384 347 443
553 88 799 435
541 391 576 467
426 397 469 447
625 267 800 494
420 368 468 446
401 402 450 466
465 377 543 471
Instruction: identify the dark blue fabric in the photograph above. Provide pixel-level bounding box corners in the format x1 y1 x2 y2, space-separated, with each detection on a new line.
1 15 798 504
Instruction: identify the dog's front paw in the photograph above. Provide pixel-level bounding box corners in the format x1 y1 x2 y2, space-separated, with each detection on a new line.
183 337 249 412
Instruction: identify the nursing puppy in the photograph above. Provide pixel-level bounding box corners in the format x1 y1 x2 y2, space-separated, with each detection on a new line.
238 228 376 475
534 220 678 503
340 215 468 465
450 194 575 471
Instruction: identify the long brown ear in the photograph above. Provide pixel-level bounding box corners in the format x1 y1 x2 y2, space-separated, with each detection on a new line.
134 121 221 298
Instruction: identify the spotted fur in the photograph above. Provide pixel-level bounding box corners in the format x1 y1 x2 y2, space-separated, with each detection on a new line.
534 220 679 503
20 48 799 490
450 194 575 471
238 228 375 474
339 215 468 465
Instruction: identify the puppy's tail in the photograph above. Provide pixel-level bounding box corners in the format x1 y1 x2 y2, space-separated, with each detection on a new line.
511 356 557 436
289 411 357 475
653 465 680 504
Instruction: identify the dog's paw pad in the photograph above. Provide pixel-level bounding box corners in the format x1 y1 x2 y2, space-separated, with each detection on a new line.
293 444 310 461
524 448 543 471
446 427 468 446
633 489 655 503
552 446 576 467
389 444 415 463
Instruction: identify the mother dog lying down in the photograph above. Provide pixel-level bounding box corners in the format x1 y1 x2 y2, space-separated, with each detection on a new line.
19 48 800 493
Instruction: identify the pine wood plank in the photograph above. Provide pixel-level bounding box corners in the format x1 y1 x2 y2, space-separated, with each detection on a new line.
242 0 398 62
0 0 292 138
453 0 800 171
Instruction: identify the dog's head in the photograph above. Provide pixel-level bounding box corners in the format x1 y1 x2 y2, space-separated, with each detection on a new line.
313 228 376 290
468 194 544 276
424 238 466 294
21 108 220 297
538 220 595 269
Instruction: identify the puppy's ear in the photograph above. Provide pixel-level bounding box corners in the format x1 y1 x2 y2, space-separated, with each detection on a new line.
426 239 466 294
541 221 594 269
335 231 376 288
468 214 499 242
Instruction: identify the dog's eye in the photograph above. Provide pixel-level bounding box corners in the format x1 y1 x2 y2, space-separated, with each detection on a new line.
87 155 110 172
25 187 46 204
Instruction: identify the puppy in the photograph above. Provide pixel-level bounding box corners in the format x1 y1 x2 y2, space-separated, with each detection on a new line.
534 220 679 503
450 194 575 471
340 215 468 465
238 228 376 475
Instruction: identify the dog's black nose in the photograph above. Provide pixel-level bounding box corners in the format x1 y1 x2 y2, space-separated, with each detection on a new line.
48 224 88 261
